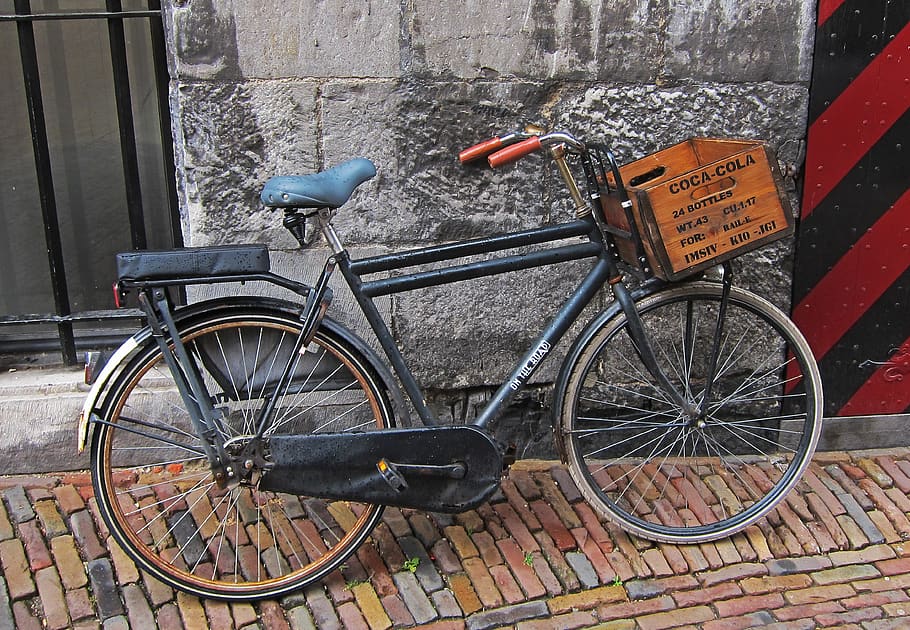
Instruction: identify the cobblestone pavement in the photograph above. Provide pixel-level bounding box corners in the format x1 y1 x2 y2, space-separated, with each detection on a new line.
3 449 910 629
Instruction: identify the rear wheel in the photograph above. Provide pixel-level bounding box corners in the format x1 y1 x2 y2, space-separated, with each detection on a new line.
558 282 822 543
90 304 394 600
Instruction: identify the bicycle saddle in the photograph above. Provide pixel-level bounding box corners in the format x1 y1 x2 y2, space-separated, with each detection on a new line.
260 158 376 209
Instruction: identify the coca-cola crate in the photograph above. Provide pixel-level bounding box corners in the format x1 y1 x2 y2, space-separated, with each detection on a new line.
601 137 794 281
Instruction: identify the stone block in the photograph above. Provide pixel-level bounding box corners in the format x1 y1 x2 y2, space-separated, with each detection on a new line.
235 2 400 79
465 600 549 630
553 82 809 166
0 372 89 474
2 487 33 524
169 0 400 80
392 259 600 388
412 0 665 81
393 571 437 624
0 577 14 630
665 0 814 82
167 0 243 81
173 81 319 248
166 0 814 84
121 583 155 630
0 538 36 600
86 559 124 621
320 80 555 245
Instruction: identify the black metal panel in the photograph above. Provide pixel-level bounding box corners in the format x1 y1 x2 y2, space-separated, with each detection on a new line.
808 0 910 124
0 2 177 365
792 111 910 304
792 0 910 416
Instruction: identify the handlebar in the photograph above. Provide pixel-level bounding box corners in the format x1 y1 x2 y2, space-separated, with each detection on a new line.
487 137 542 168
458 137 506 163
460 128 593 216
458 128 542 164
460 129 586 168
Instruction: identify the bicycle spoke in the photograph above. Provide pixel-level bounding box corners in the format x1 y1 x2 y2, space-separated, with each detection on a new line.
143 477 215 543
271 348 326 429
711 419 800 455
203 331 250 433
252 331 288 422
92 312 392 598
617 425 686 512
186 489 235 574
209 487 244 581
615 344 677 407
582 379 677 410
561 283 821 544
120 474 211 518
583 423 680 478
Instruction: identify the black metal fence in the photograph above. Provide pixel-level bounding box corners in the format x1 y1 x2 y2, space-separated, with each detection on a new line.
0 0 180 365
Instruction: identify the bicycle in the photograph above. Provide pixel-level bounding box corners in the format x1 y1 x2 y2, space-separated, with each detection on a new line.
77 126 822 600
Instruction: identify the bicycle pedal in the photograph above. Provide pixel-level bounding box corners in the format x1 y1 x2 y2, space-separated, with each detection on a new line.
377 458 408 493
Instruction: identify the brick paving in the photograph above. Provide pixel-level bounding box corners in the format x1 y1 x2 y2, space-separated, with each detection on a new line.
2 449 910 629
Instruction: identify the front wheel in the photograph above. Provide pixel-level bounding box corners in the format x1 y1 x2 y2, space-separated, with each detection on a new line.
557 282 823 544
90 303 395 600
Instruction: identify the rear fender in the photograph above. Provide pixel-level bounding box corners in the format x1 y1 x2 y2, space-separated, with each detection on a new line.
77 333 148 452
77 295 408 451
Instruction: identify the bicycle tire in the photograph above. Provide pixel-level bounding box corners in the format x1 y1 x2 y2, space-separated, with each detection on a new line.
90 301 395 600
556 281 823 544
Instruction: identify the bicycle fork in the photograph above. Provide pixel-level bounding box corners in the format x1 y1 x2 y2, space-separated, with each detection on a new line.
611 263 734 423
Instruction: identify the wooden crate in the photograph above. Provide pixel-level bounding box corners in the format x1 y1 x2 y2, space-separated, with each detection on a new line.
601 138 794 281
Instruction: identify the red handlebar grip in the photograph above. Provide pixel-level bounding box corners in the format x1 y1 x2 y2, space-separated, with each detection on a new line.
487 137 542 168
459 137 504 163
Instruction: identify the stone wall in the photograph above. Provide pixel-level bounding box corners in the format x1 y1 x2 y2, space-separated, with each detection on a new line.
163 0 814 445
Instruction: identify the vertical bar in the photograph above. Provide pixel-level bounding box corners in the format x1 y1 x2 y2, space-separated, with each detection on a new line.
106 0 147 250
146 0 182 248
14 0 77 365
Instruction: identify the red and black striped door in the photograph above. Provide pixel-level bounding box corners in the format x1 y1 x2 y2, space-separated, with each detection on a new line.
792 0 910 417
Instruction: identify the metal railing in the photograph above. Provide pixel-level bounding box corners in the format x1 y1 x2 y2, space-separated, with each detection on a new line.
0 0 180 365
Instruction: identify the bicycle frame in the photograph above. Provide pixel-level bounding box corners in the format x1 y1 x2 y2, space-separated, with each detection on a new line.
320 211 686 432
346 217 608 428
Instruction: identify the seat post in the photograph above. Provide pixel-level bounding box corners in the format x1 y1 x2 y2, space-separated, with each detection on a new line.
317 208 345 254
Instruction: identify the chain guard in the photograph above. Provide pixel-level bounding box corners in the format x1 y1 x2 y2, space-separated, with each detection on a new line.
259 425 504 513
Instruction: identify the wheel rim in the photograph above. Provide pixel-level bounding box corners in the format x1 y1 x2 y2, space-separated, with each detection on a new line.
564 285 821 542
93 313 391 598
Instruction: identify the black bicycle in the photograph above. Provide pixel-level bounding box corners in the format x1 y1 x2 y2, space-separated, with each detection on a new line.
77 127 822 600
